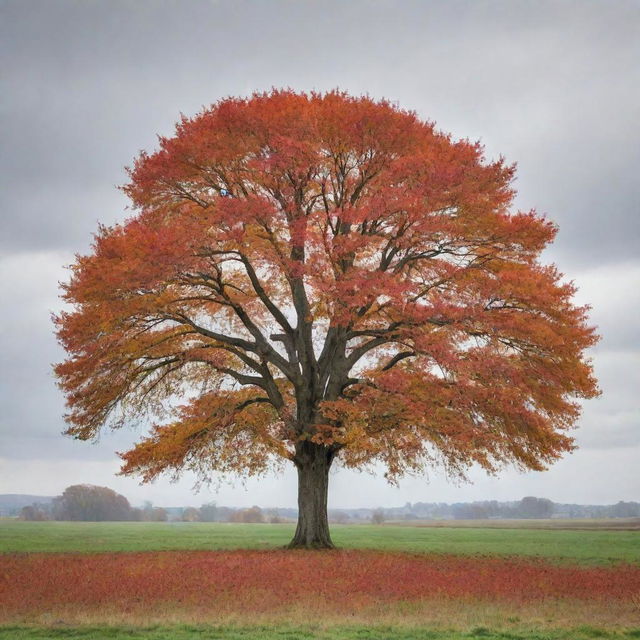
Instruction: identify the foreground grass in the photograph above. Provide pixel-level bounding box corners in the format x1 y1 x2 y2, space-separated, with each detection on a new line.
4 550 639 628
1 625 640 639
1 521 638 564
5 597 639 631
6 550 637 619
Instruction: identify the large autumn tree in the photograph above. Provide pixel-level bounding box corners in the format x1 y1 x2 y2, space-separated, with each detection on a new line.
55 90 598 548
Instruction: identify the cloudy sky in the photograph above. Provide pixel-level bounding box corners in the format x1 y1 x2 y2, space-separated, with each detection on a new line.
1 0 638 509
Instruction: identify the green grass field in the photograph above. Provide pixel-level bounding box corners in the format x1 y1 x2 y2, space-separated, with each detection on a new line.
1 520 638 565
2 624 639 640
2 521 639 639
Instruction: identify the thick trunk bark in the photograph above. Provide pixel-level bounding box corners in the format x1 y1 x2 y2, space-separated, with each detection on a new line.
288 441 334 549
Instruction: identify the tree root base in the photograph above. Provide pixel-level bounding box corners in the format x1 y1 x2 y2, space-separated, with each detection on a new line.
286 540 336 550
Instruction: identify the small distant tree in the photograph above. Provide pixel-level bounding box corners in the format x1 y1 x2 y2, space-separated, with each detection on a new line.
265 509 286 523
199 502 219 522
150 507 168 521
518 496 554 519
181 506 200 522
137 501 168 522
329 510 349 524
371 508 385 525
130 507 143 521
453 503 489 520
53 484 132 521
19 505 49 521
231 506 265 523
139 501 153 521
218 506 235 522
610 501 640 518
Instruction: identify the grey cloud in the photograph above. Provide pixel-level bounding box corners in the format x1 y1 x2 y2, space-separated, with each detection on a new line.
2 0 638 263
1 186 128 254
578 410 640 451
572 263 640 353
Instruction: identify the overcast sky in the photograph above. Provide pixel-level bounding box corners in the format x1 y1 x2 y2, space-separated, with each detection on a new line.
1 0 638 509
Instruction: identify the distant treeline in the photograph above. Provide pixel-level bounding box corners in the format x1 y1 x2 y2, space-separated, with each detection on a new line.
13 485 290 523
385 496 640 520
17 485 167 523
7 486 640 522
364 497 640 521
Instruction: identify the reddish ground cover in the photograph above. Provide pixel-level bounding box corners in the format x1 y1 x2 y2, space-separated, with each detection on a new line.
2 550 639 620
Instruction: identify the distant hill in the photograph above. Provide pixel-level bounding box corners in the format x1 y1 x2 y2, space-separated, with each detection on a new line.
0 494 54 516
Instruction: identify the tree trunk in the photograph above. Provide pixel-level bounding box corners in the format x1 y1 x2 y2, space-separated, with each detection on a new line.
288 441 334 549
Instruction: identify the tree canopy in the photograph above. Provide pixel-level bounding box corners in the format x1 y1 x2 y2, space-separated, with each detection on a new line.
54 90 598 547
53 484 132 521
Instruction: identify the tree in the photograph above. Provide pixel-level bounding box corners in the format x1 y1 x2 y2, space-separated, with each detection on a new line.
153 507 168 522
453 503 489 520
181 506 200 522
371 509 385 525
517 496 554 519
137 502 169 522
231 506 265 523
610 501 640 518
199 502 219 522
329 510 350 524
53 484 132 521
54 90 598 548
19 505 49 521
266 508 287 523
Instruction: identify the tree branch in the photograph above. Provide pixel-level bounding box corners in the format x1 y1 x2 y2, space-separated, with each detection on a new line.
235 396 273 411
381 351 416 371
237 252 294 335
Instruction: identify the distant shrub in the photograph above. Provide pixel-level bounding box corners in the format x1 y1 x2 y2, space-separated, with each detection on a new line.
19 505 49 521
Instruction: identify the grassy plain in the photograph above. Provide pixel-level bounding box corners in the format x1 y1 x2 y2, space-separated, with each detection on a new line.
1 520 639 639
2 625 640 639
1 520 639 564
